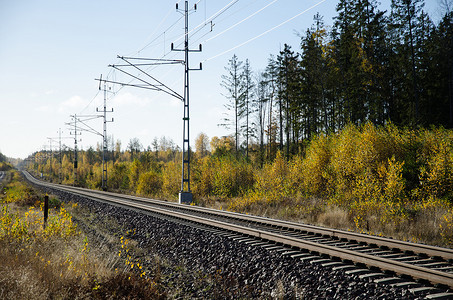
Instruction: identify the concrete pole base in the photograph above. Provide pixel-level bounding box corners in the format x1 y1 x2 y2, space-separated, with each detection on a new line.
179 192 193 204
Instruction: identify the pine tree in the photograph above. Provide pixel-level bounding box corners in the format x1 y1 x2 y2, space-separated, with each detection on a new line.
390 0 426 126
254 71 270 166
332 0 385 126
300 14 329 137
265 55 279 160
277 44 301 158
220 54 243 153
421 11 453 127
239 59 255 159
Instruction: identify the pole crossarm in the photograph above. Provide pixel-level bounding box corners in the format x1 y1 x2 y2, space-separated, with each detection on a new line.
95 78 162 92
119 56 184 63
78 118 103 137
66 115 103 137
114 56 184 66
112 62 183 67
108 56 184 101
171 43 203 53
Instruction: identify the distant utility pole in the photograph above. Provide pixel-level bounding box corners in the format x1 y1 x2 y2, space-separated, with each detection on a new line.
47 138 52 179
69 114 79 186
102 0 202 204
67 113 106 188
47 128 71 184
46 137 54 181
97 75 114 191
58 128 62 184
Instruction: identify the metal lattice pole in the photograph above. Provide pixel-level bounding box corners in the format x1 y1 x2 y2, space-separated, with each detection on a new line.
73 114 78 186
102 1 201 203
180 0 191 199
102 82 108 190
59 128 62 184
177 1 202 204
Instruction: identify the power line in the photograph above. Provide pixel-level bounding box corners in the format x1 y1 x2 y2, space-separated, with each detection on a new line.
97 0 241 105
97 2 188 99
204 0 279 43
92 1 240 101
79 89 101 114
136 15 184 54
204 0 328 62
171 0 240 47
188 0 266 48
208 0 259 28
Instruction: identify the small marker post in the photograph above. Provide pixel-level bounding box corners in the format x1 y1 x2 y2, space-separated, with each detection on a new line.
44 194 49 228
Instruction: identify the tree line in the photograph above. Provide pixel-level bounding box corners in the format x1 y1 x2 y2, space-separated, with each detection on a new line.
221 0 453 162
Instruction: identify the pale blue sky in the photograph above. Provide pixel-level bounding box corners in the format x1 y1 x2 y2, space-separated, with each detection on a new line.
0 0 442 159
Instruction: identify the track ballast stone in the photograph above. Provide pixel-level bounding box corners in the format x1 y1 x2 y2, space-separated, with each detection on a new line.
33 184 425 299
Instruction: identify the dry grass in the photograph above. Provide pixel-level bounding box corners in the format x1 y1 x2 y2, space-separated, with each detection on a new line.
197 195 453 249
0 171 165 299
317 206 351 231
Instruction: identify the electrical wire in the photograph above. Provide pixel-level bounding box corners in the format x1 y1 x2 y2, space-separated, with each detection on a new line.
172 0 240 46
188 0 264 49
123 0 243 68
204 0 279 43
83 0 244 115
208 0 259 29
204 0 328 62
79 89 101 114
203 0 240 24
136 15 184 54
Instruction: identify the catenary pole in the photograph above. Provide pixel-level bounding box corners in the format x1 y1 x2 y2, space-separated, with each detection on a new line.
174 0 202 203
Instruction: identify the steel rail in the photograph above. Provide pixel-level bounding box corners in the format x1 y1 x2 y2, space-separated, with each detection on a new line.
23 171 453 288
48 177 453 261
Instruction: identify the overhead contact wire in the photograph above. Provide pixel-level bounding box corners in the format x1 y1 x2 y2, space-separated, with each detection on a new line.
204 0 279 43
204 0 328 62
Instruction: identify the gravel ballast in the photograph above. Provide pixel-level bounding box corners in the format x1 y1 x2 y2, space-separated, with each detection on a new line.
33 184 431 299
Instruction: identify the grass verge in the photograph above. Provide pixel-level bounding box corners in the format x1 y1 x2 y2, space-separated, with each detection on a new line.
0 170 165 299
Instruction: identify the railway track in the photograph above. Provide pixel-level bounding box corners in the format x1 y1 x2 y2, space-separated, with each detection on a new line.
23 171 453 295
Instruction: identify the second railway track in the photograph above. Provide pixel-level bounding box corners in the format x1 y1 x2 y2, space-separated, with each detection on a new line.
23 171 453 292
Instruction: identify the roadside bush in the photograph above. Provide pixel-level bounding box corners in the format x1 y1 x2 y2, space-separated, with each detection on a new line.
0 162 12 171
110 162 130 190
253 151 290 203
137 170 162 196
193 156 254 198
300 133 332 196
416 128 453 200
192 156 215 197
161 160 181 198
440 209 453 246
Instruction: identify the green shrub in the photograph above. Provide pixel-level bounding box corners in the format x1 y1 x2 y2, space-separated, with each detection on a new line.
136 170 162 196
162 161 181 197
